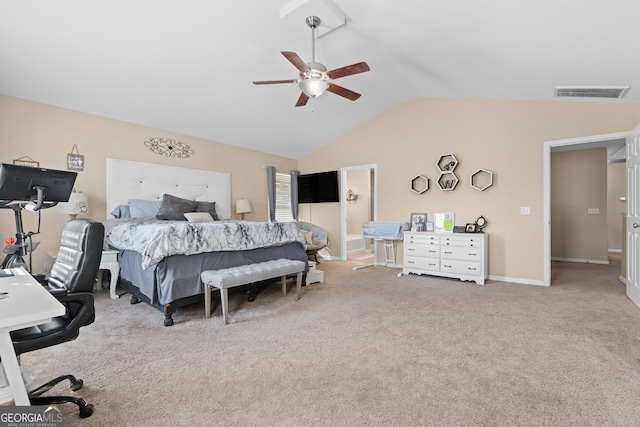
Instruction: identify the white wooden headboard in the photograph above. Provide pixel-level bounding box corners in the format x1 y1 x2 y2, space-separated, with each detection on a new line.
106 158 231 219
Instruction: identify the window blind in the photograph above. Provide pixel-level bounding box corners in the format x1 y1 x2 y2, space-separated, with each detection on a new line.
275 171 294 222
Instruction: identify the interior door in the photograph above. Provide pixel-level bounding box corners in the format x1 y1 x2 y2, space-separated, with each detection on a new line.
626 123 640 309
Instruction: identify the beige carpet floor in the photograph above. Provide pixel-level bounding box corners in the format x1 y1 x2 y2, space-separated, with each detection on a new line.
19 256 640 426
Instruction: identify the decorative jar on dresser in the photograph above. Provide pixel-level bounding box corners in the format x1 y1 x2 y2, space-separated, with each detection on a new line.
399 231 488 285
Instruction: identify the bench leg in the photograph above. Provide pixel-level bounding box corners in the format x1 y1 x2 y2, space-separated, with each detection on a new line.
281 275 287 296
221 288 229 325
296 271 302 300
204 284 211 318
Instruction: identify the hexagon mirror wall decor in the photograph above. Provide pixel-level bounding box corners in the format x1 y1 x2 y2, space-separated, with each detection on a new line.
470 169 494 191
410 175 429 194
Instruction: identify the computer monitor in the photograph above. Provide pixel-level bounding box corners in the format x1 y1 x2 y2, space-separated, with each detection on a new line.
0 163 77 204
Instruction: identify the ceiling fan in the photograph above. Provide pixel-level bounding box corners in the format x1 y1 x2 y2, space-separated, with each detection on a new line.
253 15 370 107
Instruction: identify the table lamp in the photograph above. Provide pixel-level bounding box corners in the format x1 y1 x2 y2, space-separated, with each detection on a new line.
235 199 252 220
57 190 88 220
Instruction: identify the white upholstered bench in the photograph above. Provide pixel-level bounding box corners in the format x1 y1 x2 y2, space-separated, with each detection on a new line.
201 259 306 324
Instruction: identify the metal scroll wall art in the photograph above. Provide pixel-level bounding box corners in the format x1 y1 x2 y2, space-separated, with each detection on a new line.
144 137 195 158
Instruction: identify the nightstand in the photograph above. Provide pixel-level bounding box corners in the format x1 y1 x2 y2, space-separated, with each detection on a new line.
97 250 120 299
45 249 120 299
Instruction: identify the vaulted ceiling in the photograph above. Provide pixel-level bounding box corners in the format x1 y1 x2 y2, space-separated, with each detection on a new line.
1 0 639 159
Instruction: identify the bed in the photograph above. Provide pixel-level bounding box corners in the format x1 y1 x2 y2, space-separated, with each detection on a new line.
105 158 308 326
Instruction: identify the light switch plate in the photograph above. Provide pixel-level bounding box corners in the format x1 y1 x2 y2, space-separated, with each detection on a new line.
588 208 600 214
520 207 531 215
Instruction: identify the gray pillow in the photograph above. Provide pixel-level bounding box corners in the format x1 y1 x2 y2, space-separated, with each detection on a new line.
156 194 196 221
195 201 219 221
110 204 131 219
128 199 162 218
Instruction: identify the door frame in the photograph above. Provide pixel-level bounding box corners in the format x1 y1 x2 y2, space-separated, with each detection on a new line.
340 164 377 260
543 131 629 286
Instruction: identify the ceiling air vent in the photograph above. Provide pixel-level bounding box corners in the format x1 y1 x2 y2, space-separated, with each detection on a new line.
554 86 630 99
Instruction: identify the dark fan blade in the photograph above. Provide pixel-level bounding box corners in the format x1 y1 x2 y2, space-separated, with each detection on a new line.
253 79 298 85
326 62 370 80
326 83 361 101
295 92 310 107
282 51 310 73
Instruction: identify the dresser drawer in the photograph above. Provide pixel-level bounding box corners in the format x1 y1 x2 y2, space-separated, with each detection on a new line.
440 246 481 261
440 259 481 276
405 244 440 258
405 233 440 245
440 235 484 248
404 256 440 272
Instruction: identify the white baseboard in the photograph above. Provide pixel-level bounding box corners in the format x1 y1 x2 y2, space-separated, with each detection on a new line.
487 275 547 287
551 257 609 265
609 249 622 253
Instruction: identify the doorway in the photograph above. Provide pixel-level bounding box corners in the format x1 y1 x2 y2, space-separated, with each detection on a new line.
340 164 377 261
543 131 629 286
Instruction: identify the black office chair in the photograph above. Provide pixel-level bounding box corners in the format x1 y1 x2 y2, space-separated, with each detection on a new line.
10 218 104 418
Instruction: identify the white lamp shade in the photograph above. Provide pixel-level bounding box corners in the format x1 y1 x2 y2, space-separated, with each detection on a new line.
299 79 328 97
57 192 89 215
235 199 252 215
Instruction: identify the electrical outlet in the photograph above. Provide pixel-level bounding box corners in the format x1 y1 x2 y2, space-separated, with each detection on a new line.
520 207 531 215
588 208 600 214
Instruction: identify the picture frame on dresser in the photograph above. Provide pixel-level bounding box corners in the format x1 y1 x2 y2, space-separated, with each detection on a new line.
410 212 427 232
434 212 454 232
465 223 476 233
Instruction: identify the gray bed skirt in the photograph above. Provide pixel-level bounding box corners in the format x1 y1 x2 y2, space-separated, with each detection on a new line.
118 241 308 306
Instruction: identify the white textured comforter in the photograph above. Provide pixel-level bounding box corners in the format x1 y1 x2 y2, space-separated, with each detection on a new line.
105 219 306 269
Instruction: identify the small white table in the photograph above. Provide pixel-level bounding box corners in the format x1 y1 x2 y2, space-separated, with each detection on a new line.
96 250 120 299
46 249 120 299
0 267 65 405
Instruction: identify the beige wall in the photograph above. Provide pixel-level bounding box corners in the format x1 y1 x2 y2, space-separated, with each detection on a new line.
298 98 640 283
607 161 626 251
0 95 297 274
3 94 640 283
551 148 608 262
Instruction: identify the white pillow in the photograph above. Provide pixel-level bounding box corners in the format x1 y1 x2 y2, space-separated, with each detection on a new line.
183 212 214 222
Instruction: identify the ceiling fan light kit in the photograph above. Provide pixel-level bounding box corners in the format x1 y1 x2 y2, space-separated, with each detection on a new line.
300 78 328 97
253 15 370 107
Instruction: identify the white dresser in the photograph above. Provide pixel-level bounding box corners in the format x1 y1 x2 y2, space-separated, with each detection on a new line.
401 232 488 285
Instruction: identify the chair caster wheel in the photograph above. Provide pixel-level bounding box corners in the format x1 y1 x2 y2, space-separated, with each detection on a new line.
164 318 173 326
79 403 94 418
70 378 83 392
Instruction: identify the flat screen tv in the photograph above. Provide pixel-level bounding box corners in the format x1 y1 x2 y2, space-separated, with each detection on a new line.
298 170 339 203
0 163 77 203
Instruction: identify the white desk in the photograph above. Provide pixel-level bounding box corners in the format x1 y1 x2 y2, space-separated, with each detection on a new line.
0 267 65 405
